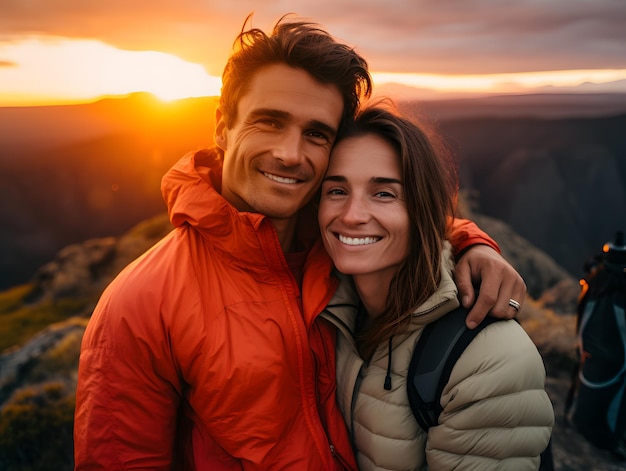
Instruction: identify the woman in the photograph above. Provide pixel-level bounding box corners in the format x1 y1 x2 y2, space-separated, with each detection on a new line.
319 105 554 470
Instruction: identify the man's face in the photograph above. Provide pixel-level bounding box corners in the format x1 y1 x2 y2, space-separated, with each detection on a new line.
215 64 343 221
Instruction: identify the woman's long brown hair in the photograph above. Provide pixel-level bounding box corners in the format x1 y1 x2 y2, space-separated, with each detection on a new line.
338 104 458 361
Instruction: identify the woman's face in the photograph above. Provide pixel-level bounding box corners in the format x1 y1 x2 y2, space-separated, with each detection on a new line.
319 133 410 281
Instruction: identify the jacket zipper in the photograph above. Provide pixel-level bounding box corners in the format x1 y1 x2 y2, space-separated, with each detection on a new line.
258 220 335 467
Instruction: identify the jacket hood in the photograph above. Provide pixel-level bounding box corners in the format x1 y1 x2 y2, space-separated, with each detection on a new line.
409 241 459 326
162 149 265 233
161 149 321 259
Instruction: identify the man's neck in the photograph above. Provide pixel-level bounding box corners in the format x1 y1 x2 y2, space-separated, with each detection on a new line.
270 215 299 253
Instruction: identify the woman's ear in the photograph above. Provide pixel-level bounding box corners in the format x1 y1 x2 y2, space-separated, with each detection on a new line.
214 107 227 150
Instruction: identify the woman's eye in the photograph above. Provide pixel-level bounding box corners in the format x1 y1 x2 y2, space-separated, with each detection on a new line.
324 187 346 196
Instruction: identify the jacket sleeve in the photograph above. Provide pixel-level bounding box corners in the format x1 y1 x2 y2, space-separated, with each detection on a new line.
447 217 500 258
74 278 183 470
426 320 554 470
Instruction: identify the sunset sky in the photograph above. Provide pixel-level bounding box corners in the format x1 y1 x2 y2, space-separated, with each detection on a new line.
1 0 625 106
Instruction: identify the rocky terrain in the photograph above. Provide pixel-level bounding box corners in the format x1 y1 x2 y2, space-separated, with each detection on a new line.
1 210 625 470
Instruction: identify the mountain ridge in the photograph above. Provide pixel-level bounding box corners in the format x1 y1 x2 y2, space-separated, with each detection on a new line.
1 92 624 290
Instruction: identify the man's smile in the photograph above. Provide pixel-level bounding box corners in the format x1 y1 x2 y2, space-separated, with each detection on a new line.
263 172 300 184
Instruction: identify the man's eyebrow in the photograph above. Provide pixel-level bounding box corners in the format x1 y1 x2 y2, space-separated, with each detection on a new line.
249 108 290 120
250 108 337 137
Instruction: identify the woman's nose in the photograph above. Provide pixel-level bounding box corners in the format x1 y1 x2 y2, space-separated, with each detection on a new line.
340 196 369 225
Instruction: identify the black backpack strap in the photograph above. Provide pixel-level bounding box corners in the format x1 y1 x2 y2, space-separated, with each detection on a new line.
407 304 501 431
407 304 555 470
407 306 554 471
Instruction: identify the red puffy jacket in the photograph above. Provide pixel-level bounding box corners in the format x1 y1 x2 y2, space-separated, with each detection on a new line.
74 149 498 470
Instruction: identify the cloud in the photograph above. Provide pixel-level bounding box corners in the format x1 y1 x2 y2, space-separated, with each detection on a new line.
0 0 625 75
318 0 626 74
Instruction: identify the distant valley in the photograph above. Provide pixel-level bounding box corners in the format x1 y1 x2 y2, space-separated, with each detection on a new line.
1 91 625 289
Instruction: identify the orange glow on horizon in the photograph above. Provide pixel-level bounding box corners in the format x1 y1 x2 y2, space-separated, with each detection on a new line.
0 37 223 106
372 69 626 94
2 36 626 107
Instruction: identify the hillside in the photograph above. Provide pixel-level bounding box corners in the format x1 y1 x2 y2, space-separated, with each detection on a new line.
2 210 625 470
0 93 217 289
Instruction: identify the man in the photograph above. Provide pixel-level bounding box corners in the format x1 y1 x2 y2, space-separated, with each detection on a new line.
74 17 526 470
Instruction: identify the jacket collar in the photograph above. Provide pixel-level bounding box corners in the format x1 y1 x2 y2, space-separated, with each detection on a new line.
161 149 336 326
409 242 459 326
323 243 459 334
162 149 264 234
161 149 322 256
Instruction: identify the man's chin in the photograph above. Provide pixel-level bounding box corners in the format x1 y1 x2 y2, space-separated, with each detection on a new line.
262 208 301 220
255 197 309 220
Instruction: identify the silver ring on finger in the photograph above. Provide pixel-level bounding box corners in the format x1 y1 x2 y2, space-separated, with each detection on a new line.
508 298 521 311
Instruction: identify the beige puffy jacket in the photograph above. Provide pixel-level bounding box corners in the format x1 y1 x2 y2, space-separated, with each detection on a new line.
322 247 554 470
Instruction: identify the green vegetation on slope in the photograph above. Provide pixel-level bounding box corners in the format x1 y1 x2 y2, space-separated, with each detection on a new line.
0 383 75 471
0 284 89 352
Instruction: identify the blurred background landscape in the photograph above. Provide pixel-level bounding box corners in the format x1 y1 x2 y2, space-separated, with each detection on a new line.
1 91 625 470
2 91 624 291
2 0 626 469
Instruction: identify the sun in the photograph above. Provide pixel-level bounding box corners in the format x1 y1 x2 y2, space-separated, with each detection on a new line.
114 49 223 102
0 37 222 106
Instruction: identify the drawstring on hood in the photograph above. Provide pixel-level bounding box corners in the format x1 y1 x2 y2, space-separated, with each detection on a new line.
384 336 393 390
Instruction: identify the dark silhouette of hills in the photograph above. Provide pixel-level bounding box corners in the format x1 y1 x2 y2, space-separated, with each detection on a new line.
1 91 625 289
0 92 216 157
438 113 626 276
0 93 216 289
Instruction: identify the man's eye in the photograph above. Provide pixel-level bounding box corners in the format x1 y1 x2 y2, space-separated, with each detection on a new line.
306 130 330 143
258 120 279 128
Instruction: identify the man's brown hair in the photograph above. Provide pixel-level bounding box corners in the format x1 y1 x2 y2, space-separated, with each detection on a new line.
219 15 372 132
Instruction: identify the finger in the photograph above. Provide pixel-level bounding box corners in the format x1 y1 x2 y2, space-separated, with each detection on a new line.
465 285 498 329
507 276 527 318
491 272 527 319
454 259 475 309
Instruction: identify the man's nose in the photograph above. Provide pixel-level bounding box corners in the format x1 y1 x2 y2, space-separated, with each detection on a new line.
272 129 304 166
